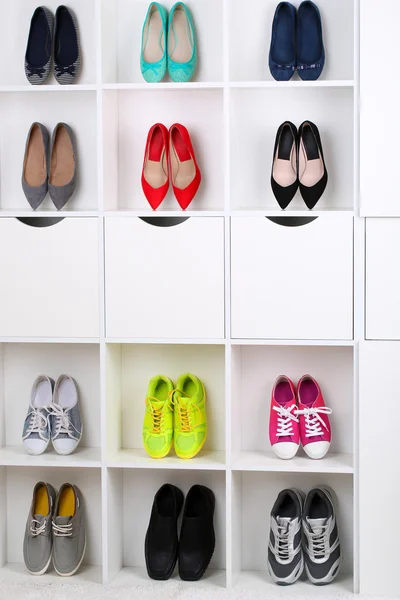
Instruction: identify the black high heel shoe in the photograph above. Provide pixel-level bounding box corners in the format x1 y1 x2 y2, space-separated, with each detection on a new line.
298 121 328 209
271 121 298 209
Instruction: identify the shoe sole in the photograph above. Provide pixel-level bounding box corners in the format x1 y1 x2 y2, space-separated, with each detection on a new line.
145 440 173 459
54 536 86 577
174 382 207 459
23 435 51 456
304 485 342 586
52 423 83 456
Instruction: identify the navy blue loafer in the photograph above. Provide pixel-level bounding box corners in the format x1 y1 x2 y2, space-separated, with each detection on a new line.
297 1 325 81
269 2 296 81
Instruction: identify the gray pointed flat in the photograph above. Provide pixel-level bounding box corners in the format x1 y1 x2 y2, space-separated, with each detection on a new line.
49 123 77 210
22 122 50 210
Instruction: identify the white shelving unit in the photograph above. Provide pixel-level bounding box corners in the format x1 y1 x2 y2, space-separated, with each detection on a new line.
0 0 380 596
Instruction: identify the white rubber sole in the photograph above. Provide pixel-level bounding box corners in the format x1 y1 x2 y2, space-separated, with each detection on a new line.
54 536 86 577
52 423 83 456
23 436 51 456
268 554 304 585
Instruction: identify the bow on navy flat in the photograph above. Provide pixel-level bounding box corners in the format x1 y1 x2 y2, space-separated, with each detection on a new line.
297 1 325 80
269 2 297 81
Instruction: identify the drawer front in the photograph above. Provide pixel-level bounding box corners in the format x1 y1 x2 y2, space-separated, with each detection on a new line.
105 217 225 339
231 216 353 340
0 218 99 338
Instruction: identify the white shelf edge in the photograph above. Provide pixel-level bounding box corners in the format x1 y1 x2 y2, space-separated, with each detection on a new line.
105 337 226 345
0 84 97 93
102 82 224 91
231 209 355 217
103 210 225 217
0 211 99 218
230 80 355 89
230 338 355 347
0 337 100 344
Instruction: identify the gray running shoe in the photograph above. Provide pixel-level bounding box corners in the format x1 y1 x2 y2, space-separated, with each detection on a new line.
22 375 54 455
52 483 86 576
51 375 82 455
23 482 57 575
302 486 341 585
268 488 304 585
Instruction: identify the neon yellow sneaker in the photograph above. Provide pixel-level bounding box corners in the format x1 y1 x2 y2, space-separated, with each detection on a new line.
143 375 174 459
174 373 207 459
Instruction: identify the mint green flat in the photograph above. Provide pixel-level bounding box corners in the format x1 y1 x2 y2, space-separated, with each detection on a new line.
167 3 197 82
140 3 168 83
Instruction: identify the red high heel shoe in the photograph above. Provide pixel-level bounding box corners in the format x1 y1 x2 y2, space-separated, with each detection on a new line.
169 123 201 209
141 123 169 210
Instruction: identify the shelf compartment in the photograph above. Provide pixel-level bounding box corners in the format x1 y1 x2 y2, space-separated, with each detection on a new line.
230 87 354 212
105 343 225 466
0 0 97 87
229 0 354 83
0 466 102 578
230 344 354 469
101 0 223 84
0 91 98 212
0 343 101 463
105 467 226 585
231 471 354 586
102 89 223 211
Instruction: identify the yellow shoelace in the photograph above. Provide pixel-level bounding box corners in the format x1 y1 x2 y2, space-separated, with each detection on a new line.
174 389 200 433
145 394 174 434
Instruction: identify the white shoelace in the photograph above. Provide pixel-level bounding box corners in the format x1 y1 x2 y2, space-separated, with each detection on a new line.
25 406 49 437
52 521 73 537
50 403 80 439
272 404 299 437
306 520 329 558
275 520 291 559
30 519 47 536
295 406 332 438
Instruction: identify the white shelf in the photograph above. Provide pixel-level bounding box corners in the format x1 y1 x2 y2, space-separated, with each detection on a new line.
106 449 226 471
232 451 353 474
235 571 354 595
103 82 223 91
230 80 355 88
0 446 101 468
0 85 97 93
105 337 226 345
231 338 355 346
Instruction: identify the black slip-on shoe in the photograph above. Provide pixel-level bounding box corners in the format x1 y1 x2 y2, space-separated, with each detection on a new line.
145 483 184 580
25 6 54 85
298 120 328 209
54 5 81 84
271 121 299 209
179 485 215 581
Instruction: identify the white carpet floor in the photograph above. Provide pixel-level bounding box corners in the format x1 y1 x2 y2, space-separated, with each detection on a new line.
0 577 396 600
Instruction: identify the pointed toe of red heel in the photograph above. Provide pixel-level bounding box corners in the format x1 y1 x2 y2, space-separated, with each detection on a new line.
169 123 201 210
142 123 170 210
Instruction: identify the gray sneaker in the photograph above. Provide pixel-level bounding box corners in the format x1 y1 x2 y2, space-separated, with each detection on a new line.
51 375 83 455
52 484 86 576
23 482 57 575
22 375 54 455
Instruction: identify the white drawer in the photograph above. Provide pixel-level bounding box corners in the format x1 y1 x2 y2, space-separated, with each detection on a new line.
105 217 225 339
231 216 353 340
0 218 99 338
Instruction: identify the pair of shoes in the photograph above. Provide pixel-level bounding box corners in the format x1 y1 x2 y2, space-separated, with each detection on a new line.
24 482 86 576
269 374 332 460
143 374 207 459
25 6 81 85
22 122 77 210
269 1 324 81
271 120 327 209
142 123 201 210
141 2 196 83
268 487 341 586
22 375 83 456
145 483 215 581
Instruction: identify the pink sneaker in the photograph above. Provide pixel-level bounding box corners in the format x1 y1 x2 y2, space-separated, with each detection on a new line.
269 376 299 459
296 375 332 459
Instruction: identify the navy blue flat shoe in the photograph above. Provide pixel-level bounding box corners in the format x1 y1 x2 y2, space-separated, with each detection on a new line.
297 1 325 81
269 2 296 81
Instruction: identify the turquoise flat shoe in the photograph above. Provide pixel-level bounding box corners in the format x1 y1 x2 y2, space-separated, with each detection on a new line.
141 3 168 83
167 3 197 82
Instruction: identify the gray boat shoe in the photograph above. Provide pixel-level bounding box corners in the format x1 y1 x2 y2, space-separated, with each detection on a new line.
23 482 57 575
48 123 77 210
52 483 86 576
22 122 50 210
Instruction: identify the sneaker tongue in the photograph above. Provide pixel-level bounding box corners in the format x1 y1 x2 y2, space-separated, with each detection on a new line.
150 400 165 410
276 516 291 530
307 517 327 535
54 516 71 525
33 514 45 523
